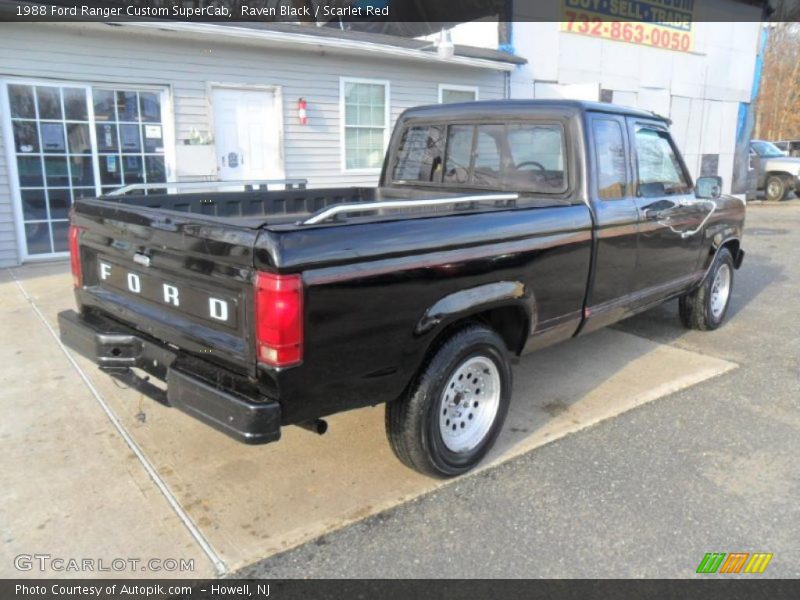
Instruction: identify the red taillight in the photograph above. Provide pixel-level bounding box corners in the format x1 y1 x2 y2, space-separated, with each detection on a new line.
254 272 304 368
69 225 82 288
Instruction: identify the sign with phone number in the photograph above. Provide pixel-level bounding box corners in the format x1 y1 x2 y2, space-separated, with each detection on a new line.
561 0 695 53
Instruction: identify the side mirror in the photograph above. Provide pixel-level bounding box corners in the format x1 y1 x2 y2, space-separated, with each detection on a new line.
695 176 722 199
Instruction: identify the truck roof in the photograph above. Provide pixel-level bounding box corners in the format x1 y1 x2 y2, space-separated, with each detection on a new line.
400 99 669 123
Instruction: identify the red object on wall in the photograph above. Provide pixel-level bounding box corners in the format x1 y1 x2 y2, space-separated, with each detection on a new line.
297 98 308 125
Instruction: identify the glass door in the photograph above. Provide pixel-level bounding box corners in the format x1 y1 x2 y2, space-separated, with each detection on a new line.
4 81 169 259
7 82 95 256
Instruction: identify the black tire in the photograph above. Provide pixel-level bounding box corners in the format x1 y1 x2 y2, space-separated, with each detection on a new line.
385 324 512 478
679 247 735 330
765 175 788 202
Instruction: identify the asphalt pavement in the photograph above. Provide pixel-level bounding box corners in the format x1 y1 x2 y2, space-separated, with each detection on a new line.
238 201 800 578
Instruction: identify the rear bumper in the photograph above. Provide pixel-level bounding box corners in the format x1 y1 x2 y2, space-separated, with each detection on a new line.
57 309 281 445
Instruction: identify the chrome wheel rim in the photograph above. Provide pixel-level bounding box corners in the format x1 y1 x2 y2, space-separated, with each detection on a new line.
438 356 501 453
767 180 782 199
710 263 731 319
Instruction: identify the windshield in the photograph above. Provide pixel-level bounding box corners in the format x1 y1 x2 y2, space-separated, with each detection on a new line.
751 141 785 158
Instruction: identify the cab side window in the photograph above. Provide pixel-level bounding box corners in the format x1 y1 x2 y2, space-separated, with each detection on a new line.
633 126 690 197
592 119 627 200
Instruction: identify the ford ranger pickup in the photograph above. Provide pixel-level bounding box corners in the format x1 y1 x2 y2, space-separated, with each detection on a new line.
59 100 746 477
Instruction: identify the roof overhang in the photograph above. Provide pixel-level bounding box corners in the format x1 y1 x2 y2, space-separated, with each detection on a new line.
110 21 519 72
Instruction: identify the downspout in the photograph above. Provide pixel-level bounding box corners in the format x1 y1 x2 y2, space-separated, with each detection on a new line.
735 24 769 197
499 20 514 99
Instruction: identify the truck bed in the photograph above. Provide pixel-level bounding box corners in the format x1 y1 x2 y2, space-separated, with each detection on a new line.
98 186 509 228
70 182 583 383
97 185 555 229
99 185 377 228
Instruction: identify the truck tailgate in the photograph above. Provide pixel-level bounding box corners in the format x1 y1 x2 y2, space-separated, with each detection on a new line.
72 198 258 376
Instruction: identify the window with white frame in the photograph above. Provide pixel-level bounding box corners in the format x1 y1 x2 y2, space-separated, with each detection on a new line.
439 85 478 104
341 78 388 171
92 88 167 196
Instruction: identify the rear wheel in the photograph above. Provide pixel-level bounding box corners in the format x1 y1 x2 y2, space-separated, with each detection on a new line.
385 325 512 478
679 247 734 330
765 175 788 201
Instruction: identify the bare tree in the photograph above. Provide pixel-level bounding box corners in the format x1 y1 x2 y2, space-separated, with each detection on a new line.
754 22 800 141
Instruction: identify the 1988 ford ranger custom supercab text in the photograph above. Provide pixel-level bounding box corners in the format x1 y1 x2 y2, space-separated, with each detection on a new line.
59 100 745 478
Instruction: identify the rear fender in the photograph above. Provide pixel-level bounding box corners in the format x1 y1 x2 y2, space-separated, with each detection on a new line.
416 281 533 335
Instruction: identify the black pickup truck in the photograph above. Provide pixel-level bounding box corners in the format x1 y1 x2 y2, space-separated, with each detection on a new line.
59 100 745 478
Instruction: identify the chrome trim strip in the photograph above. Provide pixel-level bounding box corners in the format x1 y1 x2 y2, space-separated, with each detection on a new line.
301 193 520 225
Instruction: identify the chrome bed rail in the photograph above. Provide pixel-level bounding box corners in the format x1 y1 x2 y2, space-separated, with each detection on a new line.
301 193 520 225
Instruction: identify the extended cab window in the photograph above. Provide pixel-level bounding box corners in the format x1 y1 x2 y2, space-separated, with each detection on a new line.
593 119 627 200
392 126 445 183
634 126 689 196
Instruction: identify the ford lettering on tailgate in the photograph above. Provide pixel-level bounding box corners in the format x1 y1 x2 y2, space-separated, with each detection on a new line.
97 260 237 328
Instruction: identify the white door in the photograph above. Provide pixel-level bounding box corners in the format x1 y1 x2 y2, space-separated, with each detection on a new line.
212 88 283 181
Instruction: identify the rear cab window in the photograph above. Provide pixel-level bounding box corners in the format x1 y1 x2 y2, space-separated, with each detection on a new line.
391 120 569 195
443 125 473 185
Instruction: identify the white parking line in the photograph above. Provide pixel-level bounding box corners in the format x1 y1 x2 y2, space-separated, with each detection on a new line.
7 268 228 577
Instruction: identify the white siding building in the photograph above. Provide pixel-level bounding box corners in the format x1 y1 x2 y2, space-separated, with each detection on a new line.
509 21 762 196
0 22 521 265
441 4 763 197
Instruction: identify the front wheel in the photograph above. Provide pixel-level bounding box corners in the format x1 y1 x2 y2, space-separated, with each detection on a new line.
385 325 512 478
765 175 788 202
679 247 735 330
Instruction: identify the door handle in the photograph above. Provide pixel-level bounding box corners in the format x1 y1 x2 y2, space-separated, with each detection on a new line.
239 153 244 166
221 155 226 167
